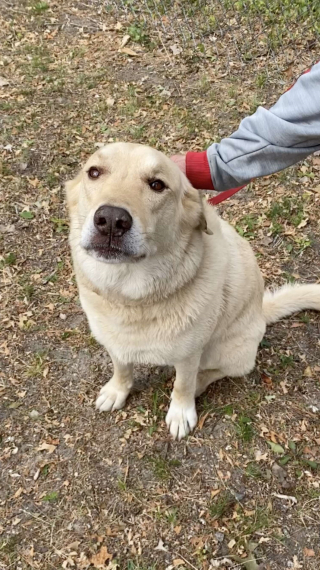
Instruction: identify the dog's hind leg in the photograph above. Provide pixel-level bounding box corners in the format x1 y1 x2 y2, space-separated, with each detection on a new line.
198 333 263 397
195 369 224 397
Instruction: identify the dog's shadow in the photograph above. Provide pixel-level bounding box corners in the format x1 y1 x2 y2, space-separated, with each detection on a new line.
131 364 257 411
131 365 174 395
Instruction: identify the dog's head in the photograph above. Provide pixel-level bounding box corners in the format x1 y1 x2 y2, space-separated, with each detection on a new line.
66 142 211 265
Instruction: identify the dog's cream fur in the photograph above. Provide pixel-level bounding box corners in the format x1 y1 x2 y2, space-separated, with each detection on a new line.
66 143 320 439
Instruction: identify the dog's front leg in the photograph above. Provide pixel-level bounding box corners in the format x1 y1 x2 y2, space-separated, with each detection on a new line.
166 354 200 440
96 353 133 412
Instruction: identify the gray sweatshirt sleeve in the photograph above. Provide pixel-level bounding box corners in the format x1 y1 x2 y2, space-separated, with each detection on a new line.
207 60 320 192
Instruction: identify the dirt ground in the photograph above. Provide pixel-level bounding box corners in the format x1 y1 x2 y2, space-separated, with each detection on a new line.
1 2 320 569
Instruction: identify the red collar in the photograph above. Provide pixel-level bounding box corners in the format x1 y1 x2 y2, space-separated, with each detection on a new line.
208 184 246 206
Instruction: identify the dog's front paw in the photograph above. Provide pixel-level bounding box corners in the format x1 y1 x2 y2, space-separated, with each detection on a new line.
96 380 129 412
165 400 197 440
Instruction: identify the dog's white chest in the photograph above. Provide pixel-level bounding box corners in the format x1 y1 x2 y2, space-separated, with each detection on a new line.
80 292 206 366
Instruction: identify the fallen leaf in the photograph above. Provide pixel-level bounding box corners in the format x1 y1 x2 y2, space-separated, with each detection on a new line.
228 538 236 549
106 97 115 107
283 63 295 79
0 224 16 234
37 442 57 453
23 545 34 559
292 555 303 569
0 76 9 87
261 372 273 388
255 450 268 462
303 548 315 557
155 539 167 551
14 487 24 499
269 432 278 443
66 540 80 550
170 44 182 55
300 419 307 432
297 219 308 229
90 546 112 568
260 235 272 246
33 469 40 481
9 401 23 409
107 562 119 570
173 560 184 567
198 411 209 430
268 441 285 454
20 210 34 220
120 34 130 48
265 394 276 403
303 459 318 470
119 47 138 56
280 381 288 394
28 178 39 188
304 366 312 377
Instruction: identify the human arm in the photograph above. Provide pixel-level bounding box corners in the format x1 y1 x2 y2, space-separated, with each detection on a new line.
172 60 320 192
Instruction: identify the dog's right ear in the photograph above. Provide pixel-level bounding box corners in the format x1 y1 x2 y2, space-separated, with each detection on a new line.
198 207 213 235
65 171 82 212
180 174 213 235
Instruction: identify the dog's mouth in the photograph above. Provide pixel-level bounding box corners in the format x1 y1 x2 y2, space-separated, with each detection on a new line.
84 244 145 264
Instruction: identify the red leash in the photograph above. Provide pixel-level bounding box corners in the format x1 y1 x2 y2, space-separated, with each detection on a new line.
208 184 246 206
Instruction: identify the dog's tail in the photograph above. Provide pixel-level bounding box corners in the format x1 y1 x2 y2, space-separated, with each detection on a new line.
263 283 320 325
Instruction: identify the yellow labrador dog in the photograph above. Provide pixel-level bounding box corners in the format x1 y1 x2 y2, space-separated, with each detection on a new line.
66 143 320 439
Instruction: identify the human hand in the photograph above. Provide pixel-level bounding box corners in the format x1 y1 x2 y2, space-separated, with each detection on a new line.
170 154 186 175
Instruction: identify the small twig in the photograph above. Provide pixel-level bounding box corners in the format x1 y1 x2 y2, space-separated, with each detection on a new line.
21 509 52 527
273 492 297 504
173 551 198 570
301 496 320 509
124 457 129 484
50 520 56 547
157 30 174 66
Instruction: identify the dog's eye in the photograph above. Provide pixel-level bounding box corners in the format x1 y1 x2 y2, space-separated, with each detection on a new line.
149 179 165 192
88 166 101 179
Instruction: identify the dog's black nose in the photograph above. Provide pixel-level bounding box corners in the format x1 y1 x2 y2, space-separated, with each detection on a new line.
93 205 133 237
